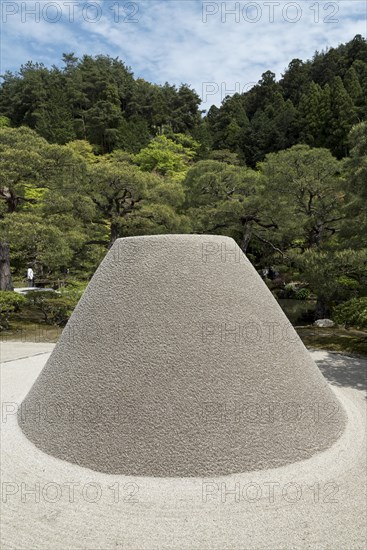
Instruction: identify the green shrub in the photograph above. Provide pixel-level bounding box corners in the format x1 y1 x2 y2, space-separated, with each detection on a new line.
284 282 310 300
294 288 311 301
336 276 360 291
332 297 367 329
60 280 87 303
284 283 296 298
0 292 26 330
25 291 78 326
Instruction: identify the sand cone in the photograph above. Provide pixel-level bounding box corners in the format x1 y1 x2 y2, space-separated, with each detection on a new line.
19 235 346 476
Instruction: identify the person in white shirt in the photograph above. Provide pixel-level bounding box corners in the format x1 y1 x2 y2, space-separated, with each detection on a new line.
27 267 34 288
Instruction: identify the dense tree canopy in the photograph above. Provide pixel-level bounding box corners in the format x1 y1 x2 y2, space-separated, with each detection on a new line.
0 37 366 324
0 55 202 154
206 35 367 165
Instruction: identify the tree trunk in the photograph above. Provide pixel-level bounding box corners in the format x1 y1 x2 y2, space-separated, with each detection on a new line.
315 297 331 319
240 221 253 253
109 222 119 248
0 242 13 291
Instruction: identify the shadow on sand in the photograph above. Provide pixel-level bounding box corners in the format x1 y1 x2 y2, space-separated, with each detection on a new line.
314 352 367 395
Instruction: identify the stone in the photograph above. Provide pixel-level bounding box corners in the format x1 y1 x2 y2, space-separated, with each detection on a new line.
314 319 335 328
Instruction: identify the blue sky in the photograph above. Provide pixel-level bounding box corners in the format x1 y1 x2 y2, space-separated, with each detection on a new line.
1 0 366 109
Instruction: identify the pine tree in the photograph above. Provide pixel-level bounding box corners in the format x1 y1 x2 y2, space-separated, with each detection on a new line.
299 82 323 146
328 77 358 157
344 66 363 102
280 58 311 104
318 83 333 148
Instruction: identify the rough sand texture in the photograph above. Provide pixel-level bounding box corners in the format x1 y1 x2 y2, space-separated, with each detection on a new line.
18 235 346 476
1 349 366 550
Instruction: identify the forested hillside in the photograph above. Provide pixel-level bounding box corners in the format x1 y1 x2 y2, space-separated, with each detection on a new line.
1 35 366 161
0 53 202 153
0 35 366 329
206 34 367 165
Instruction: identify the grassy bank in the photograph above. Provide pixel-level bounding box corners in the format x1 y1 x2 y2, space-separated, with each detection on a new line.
296 326 367 355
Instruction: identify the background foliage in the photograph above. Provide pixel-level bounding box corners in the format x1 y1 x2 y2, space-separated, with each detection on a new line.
1 36 366 328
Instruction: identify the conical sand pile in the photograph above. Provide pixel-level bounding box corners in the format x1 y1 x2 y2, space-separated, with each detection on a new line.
19 235 346 476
